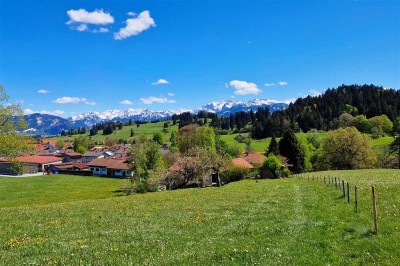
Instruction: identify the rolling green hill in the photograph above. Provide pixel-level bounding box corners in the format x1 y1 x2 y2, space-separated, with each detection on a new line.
53 121 394 154
1 169 399 265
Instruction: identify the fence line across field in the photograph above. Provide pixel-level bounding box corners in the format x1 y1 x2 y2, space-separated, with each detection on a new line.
294 173 379 234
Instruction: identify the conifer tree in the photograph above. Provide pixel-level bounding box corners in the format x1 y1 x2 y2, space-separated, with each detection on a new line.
278 129 305 172
266 136 279 156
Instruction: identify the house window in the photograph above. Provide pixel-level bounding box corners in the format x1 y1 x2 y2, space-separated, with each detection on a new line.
96 168 99 171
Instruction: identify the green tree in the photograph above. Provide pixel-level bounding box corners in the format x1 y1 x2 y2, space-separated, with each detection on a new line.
266 136 279 156
278 129 305 172
75 146 87 154
306 129 321 149
316 127 376 170
263 155 282 178
129 141 164 193
369 115 393 135
352 115 372 133
170 131 177 147
0 86 30 159
392 116 400 136
215 135 240 158
390 136 400 169
177 125 215 153
153 132 164 145
73 135 90 151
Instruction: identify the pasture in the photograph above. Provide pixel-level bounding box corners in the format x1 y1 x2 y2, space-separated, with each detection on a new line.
1 169 399 265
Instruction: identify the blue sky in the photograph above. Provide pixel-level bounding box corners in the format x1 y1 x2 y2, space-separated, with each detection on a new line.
0 0 399 118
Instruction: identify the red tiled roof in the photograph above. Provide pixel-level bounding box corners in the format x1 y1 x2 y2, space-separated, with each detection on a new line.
72 163 88 169
0 155 63 164
232 158 254 169
87 158 131 170
242 153 266 166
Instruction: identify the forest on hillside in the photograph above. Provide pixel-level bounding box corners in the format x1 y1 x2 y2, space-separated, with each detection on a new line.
174 84 400 139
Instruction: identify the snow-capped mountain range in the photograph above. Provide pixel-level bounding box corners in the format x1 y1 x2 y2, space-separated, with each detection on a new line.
21 99 289 135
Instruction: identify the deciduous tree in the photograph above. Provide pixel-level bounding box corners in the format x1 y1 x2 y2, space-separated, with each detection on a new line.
316 127 376 170
0 86 30 159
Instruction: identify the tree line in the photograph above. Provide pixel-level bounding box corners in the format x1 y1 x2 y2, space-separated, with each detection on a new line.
173 84 400 139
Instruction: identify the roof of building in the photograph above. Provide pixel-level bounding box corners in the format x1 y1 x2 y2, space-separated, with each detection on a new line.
87 158 131 170
109 144 131 155
55 152 83 158
83 148 108 157
72 162 88 169
0 155 63 164
232 158 254 169
242 153 266 166
54 162 88 170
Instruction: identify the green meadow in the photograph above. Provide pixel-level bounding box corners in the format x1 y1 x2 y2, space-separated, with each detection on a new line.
1 169 399 265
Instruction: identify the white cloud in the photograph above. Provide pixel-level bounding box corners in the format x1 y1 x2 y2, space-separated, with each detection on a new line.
114 10 156 40
265 81 288 87
38 89 49 94
167 92 175 97
92 27 109 33
229 80 261 95
40 110 66 116
140 96 176 104
67 9 114 25
309 90 322 97
76 24 88 32
121 100 133 105
152 78 169 85
24 109 65 116
53 96 95 105
23 109 35 115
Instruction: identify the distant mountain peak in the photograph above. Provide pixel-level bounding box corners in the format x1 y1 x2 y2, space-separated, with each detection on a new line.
22 98 288 135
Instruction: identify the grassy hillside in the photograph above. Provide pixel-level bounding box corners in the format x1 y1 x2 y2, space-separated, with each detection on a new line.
0 175 128 208
1 170 399 265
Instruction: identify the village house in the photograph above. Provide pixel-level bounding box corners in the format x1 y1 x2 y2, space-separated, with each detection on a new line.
87 158 131 178
82 148 114 164
232 158 255 169
55 152 83 163
0 155 63 175
241 152 266 168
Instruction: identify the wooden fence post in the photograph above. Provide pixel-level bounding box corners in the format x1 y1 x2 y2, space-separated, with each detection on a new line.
347 182 350 203
372 185 378 234
342 180 345 197
324 176 326 184
355 186 358 213
335 177 337 188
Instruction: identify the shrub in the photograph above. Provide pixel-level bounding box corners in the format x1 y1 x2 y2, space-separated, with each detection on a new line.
220 166 249 184
133 181 149 194
263 155 282 178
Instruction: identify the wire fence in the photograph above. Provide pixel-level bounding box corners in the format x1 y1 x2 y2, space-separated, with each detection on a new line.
293 173 379 234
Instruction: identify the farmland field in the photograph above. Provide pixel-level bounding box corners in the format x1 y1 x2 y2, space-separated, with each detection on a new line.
1 169 399 265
